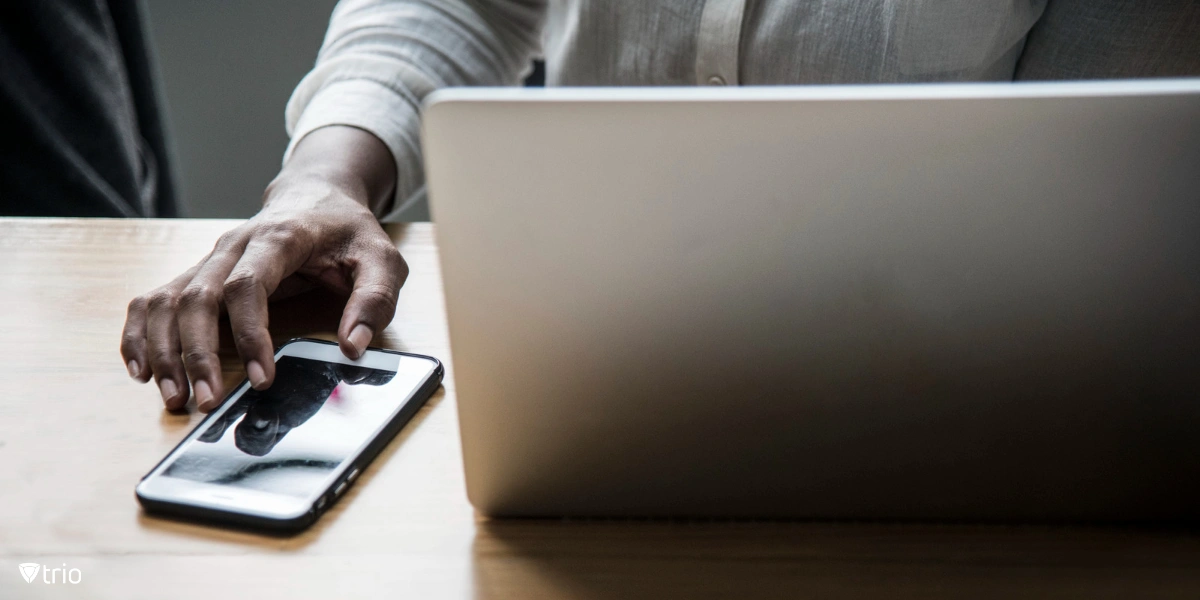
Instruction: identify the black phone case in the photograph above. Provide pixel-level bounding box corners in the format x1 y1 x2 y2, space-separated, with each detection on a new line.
135 338 444 535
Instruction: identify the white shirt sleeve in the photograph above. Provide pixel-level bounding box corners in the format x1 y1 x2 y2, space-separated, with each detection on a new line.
284 0 547 221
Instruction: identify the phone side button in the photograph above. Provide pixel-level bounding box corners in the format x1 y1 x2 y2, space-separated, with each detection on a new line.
316 497 327 510
346 467 360 483
334 481 349 497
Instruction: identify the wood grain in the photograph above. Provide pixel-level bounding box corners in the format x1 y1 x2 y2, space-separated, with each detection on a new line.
0 217 1197 599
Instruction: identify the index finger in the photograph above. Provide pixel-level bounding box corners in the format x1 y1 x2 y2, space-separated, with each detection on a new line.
222 232 311 391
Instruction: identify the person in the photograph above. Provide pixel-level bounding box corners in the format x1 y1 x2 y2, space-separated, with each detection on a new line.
0 0 180 218
120 0 1200 412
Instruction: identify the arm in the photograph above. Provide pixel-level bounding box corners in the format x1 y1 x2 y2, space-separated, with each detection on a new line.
121 0 547 412
286 0 547 218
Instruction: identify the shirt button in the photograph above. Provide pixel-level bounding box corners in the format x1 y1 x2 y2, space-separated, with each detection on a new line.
707 75 726 86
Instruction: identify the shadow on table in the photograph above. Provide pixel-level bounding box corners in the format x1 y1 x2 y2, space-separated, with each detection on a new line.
471 519 1200 599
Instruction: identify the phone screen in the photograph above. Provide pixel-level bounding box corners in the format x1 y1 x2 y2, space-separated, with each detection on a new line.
157 354 429 499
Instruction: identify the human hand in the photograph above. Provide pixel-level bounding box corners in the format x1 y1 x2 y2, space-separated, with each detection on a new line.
120 126 404 411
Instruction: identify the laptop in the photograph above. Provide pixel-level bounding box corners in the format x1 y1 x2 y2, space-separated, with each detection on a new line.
422 79 1200 521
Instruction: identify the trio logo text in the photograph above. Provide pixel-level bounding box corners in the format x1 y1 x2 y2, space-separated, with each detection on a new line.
18 562 82 584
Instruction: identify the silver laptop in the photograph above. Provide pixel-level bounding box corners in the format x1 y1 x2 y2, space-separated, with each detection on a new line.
422 80 1200 521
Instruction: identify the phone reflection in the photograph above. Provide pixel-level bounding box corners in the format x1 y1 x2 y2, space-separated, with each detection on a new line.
199 360 396 456
159 356 399 496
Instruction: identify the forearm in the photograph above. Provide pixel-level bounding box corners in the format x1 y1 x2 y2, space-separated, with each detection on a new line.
269 125 397 217
283 0 548 220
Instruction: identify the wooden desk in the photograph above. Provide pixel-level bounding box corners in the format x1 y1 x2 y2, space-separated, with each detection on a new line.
1 217 1198 599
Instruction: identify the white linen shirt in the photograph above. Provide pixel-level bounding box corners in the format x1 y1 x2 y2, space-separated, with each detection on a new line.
283 0 1200 220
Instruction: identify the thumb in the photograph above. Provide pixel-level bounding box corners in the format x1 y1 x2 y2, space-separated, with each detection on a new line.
338 245 408 359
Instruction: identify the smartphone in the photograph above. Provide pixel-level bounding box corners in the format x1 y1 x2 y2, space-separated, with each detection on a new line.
136 338 443 533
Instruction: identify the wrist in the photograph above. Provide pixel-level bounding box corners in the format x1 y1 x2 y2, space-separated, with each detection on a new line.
274 125 397 215
263 168 372 213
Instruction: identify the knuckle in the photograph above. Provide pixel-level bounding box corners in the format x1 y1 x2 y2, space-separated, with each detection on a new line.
232 328 266 352
214 228 244 251
255 220 311 256
363 240 407 277
126 295 148 315
183 349 216 369
259 220 304 243
357 284 399 314
146 289 179 312
369 237 400 258
223 270 260 297
179 284 220 310
391 252 409 279
120 331 142 352
149 347 180 370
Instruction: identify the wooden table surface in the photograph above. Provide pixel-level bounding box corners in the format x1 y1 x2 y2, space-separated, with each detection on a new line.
1 217 1199 599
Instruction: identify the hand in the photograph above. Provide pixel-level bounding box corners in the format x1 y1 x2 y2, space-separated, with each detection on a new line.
120 126 404 411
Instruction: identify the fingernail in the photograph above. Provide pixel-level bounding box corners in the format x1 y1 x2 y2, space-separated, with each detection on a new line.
127 360 140 379
194 380 214 411
247 360 267 389
159 379 178 404
348 323 373 358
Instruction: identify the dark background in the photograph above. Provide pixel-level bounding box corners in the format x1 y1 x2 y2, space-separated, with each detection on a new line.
145 1 541 221
146 0 343 219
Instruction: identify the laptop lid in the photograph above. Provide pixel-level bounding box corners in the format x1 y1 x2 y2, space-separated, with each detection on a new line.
424 80 1200 520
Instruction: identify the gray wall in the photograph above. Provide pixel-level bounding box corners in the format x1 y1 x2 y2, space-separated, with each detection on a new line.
145 0 338 218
